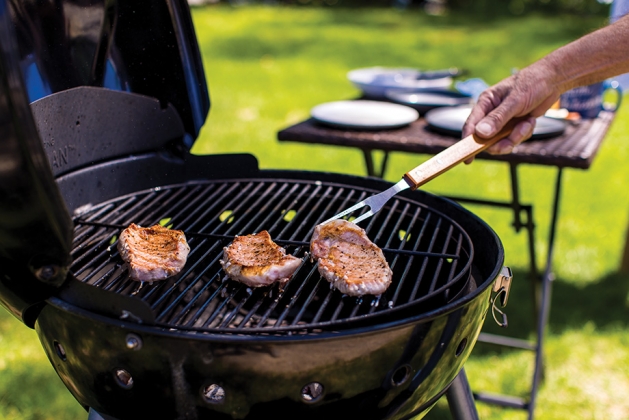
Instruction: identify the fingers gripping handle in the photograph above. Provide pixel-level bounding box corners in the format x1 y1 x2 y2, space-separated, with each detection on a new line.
403 117 527 189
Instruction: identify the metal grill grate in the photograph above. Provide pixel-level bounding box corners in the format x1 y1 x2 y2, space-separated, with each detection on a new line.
70 179 473 334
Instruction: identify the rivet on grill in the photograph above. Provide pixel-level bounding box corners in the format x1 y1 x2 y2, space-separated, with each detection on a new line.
201 384 226 404
34 264 61 283
455 338 468 357
301 382 324 403
53 341 67 361
125 334 142 350
391 364 411 386
114 369 134 389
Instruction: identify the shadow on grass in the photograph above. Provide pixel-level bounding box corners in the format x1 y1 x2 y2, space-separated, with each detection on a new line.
474 267 629 354
423 267 629 419
0 363 85 419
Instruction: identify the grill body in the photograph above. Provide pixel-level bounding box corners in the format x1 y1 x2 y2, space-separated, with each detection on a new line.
36 285 491 420
32 153 504 420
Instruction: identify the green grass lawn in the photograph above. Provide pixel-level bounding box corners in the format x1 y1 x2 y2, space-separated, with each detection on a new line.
2 4 629 419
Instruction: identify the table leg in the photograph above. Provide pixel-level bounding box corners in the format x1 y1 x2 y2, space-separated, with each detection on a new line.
509 163 539 281
357 149 561 419
361 149 376 177
527 167 563 419
620 220 629 272
360 148 390 178
461 165 564 420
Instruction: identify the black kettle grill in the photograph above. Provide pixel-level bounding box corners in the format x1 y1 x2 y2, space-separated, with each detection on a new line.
0 1 512 419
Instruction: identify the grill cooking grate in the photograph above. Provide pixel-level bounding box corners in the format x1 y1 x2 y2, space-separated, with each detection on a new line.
70 179 473 333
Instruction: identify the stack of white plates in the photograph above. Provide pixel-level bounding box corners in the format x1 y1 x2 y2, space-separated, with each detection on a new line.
348 67 453 99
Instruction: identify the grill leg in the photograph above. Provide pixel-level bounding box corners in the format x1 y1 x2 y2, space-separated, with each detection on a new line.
87 409 119 420
446 369 479 420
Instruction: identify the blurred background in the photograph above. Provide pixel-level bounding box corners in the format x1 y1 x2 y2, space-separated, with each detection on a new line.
1 1 629 419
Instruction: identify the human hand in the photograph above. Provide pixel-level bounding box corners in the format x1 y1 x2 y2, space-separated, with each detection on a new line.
462 63 561 160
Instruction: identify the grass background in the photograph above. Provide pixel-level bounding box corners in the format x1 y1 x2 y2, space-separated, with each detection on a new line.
1 4 629 419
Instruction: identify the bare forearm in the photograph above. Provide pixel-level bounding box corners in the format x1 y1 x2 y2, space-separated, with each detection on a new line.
463 14 629 157
541 14 629 92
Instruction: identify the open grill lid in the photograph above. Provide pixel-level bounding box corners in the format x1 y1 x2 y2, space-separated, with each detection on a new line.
14 0 209 144
0 0 210 325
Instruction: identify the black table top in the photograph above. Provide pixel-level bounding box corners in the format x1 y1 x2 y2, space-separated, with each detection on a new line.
278 110 616 170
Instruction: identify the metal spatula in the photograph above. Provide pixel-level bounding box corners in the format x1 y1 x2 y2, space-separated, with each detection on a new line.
321 117 526 225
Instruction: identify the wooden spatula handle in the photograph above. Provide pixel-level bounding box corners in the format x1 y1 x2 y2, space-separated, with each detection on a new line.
403 117 528 189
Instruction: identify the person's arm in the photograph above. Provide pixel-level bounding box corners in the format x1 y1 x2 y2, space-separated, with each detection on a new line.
463 14 629 155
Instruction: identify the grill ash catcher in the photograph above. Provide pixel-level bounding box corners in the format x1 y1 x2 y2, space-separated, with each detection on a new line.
0 1 513 419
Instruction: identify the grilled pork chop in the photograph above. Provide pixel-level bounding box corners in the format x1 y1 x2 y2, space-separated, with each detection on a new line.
118 223 190 282
310 219 392 296
220 231 302 288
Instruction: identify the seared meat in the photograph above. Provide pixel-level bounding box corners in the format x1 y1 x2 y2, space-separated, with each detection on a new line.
118 223 190 282
310 219 392 296
220 231 302 287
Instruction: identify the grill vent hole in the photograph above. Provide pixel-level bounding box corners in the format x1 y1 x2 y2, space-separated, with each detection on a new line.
301 382 324 403
53 341 67 361
391 364 411 386
201 384 226 404
455 338 468 357
114 369 134 389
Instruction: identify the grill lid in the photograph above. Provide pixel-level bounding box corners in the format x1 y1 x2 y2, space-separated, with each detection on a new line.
14 0 209 143
0 0 209 325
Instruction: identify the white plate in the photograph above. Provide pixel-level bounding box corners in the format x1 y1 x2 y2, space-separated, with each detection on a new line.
424 105 567 140
311 100 419 130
